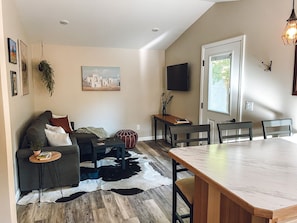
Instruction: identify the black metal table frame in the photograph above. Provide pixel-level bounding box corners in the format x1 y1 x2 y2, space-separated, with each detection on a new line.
38 162 62 201
153 114 192 145
29 152 62 203
91 137 126 170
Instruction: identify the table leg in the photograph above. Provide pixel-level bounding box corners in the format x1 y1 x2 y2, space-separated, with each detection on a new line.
171 132 176 147
186 133 190 146
53 161 63 197
115 146 125 170
121 145 125 170
38 163 43 203
154 117 157 141
116 147 120 161
93 149 98 169
165 124 169 143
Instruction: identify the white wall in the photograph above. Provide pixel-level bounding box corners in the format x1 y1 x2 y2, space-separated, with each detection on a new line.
31 44 165 139
166 0 297 136
0 1 164 220
0 0 34 222
6 0 294 221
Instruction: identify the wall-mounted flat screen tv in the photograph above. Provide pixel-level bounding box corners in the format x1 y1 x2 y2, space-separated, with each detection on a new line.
167 63 189 91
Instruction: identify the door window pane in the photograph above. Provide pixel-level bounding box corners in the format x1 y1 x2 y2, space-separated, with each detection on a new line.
208 53 231 114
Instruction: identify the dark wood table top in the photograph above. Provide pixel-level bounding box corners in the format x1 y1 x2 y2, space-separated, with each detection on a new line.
153 114 191 125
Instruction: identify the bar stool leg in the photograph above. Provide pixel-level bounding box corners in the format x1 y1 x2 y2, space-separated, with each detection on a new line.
172 160 177 223
121 145 125 169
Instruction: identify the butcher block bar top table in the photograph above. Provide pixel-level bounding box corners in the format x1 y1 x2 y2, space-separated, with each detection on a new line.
168 137 297 223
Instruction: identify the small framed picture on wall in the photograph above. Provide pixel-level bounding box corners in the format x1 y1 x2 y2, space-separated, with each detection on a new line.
10 71 18 96
8 38 17 64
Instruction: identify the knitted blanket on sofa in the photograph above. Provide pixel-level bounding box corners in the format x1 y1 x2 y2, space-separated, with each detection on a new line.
75 127 108 138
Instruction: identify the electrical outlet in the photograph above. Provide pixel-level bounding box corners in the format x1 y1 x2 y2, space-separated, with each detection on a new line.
137 124 140 130
245 101 254 111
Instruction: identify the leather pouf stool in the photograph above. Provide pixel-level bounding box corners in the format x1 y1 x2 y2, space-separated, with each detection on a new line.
115 129 138 149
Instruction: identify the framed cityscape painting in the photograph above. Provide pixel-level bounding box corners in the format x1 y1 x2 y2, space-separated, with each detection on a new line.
81 66 120 91
8 38 17 64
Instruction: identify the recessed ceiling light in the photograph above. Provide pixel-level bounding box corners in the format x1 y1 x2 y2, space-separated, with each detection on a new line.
152 27 159 32
59 20 69 25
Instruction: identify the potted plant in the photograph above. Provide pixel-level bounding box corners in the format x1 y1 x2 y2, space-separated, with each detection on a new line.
30 141 43 156
38 60 55 96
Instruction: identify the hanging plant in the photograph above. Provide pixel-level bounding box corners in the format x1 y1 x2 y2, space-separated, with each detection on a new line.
38 60 55 96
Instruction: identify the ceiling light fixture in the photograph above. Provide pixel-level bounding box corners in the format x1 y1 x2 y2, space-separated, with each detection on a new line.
59 20 69 25
282 0 297 45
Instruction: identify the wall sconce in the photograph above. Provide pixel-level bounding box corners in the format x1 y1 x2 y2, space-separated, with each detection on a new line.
261 61 272 72
282 0 297 45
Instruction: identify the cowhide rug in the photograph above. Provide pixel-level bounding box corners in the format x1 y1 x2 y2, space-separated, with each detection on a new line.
17 151 172 205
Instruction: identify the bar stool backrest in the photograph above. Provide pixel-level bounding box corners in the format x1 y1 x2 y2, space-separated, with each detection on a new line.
170 124 211 147
261 118 293 139
170 124 210 223
217 121 253 144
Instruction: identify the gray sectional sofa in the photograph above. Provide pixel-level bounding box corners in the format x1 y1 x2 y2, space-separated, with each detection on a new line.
16 110 97 193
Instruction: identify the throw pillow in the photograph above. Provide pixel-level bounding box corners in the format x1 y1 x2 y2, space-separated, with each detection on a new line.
50 116 73 133
45 124 66 134
52 114 74 131
44 129 72 146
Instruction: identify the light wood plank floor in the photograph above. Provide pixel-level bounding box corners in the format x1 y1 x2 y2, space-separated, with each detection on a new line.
17 140 190 223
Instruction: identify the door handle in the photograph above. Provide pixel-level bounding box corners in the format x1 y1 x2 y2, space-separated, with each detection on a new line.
226 118 236 123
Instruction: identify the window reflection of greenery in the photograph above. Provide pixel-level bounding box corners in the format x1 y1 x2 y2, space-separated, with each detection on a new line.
211 57 231 87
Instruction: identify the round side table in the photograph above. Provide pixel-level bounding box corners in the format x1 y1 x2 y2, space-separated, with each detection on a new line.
29 151 62 202
29 151 61 163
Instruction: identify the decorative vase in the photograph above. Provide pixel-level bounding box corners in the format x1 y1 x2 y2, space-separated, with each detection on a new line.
162 105 166 116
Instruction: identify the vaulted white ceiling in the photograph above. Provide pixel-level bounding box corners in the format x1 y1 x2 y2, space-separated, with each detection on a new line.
14 0 235 50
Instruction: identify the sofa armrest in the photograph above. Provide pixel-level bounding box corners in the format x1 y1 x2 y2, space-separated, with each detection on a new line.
16 143 79 159
16 144 80 192
42 145 79 155
70 134 78 145
16 148 34 159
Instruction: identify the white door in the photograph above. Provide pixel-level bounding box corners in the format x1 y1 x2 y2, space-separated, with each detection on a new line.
199 36 245 143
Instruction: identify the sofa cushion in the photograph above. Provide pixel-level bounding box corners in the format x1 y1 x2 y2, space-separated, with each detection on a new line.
52 114 74 131
26 110 52 147
50 116 73 133
27 124 47 146
45 124 66 134
44 129 72 146
71 132 97 143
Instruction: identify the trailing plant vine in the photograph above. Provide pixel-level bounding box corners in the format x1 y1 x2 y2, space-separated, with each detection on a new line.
38 60 55 96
